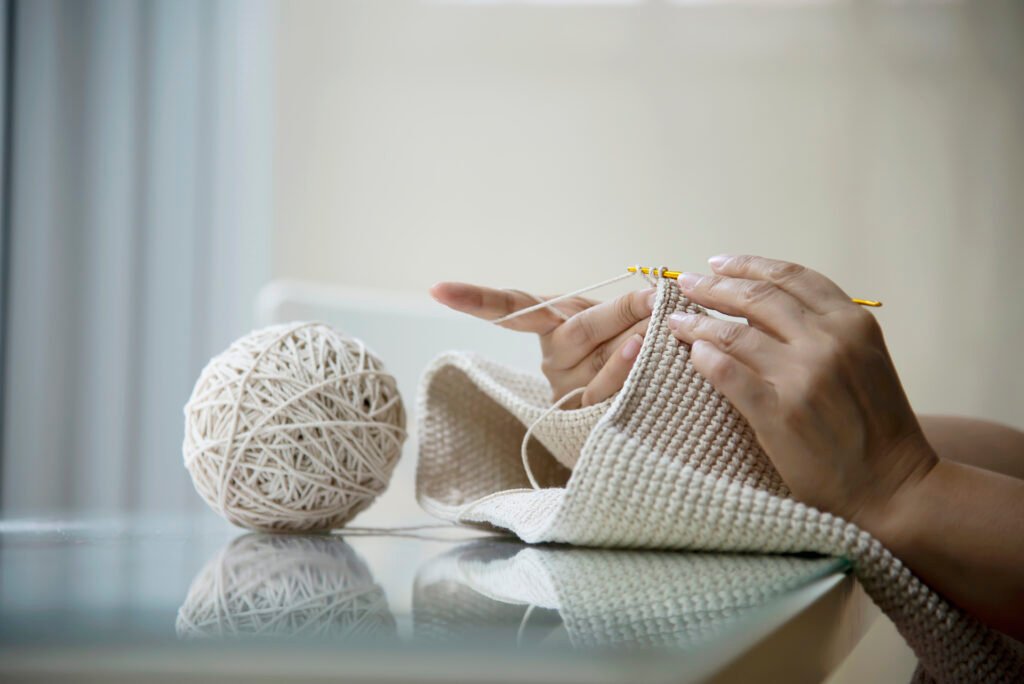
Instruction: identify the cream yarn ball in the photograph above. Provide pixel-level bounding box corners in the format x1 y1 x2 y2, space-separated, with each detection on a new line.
183 322 406 532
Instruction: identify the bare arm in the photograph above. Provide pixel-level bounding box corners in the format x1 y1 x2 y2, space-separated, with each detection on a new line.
868 454 1024 640
919 415 1024 480
670 254 1024 641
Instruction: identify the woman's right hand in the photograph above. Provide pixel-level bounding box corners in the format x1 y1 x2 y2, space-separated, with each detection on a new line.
429 282 655 407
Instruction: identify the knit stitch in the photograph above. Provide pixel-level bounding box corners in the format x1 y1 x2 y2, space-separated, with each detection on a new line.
416 278 1023 683
415 541 842 654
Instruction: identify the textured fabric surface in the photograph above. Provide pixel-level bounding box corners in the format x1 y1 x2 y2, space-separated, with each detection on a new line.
416 279 1024 683
414 540 841 653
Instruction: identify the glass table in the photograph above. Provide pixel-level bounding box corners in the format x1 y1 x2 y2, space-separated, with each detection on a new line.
0 515 873 683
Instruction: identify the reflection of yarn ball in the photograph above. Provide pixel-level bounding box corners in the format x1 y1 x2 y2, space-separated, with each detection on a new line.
183 322 406 532
176 534 396 640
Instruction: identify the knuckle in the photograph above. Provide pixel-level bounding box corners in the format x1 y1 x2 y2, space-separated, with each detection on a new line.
767 261 805 283
705 351 734 384
731 254 757 272
501 289 523 315
615 293 637 327
691 342 729 382
566 313 598 347
590 344 610 374
715 323 745 353
848 308 882 341
689 315 714 340
743 280 776 305
827 310 880 355
703 274 725 294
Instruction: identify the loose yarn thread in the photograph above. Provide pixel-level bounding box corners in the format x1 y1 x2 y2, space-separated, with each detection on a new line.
183 322 407 532
520 387 587 490
492 265 660 489
490 267 652 326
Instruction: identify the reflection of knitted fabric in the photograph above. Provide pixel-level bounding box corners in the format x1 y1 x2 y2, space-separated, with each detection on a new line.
416 279 1024 684
414 541 840 652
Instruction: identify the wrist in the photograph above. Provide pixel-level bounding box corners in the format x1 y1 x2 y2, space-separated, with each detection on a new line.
850 431 940 547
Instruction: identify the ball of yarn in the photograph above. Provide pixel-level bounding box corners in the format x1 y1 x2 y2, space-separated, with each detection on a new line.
183 322 406 532
176 533 396 640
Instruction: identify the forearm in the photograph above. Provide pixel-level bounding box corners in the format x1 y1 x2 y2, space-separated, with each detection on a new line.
919 415 1024 480
667 255 1024 639
864 457 1024 641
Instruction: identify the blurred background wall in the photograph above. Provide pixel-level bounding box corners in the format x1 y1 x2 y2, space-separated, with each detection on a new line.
1 0 1022 520
1 0 274 514
275 0 1024 433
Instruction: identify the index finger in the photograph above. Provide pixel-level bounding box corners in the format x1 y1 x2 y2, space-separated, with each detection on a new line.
706 255 851 314
430 282 571 334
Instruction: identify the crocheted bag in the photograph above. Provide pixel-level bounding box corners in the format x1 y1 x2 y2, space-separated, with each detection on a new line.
416 278 1023 683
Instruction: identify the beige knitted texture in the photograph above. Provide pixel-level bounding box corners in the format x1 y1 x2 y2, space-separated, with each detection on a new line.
417 279 1024 683
417 353 617 521
415 542 840 653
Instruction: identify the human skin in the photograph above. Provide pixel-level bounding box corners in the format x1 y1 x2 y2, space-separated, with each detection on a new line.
432 256 1024 641
667 254 1024 641
917 415 1024 481
429 282 654 408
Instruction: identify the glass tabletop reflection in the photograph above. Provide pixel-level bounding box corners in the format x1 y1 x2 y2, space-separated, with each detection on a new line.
0 515 850 683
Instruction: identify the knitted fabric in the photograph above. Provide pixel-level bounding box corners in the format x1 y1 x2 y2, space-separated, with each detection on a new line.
414 541 842 654
416 278 1024 683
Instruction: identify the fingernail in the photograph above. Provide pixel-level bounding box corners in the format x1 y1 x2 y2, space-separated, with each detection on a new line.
708 254 730 270
644 288 657 311
668 313 694 331
677 272 701 291
621 334 643 360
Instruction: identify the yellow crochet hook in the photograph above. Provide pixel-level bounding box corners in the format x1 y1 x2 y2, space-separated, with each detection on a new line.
627 266 882 308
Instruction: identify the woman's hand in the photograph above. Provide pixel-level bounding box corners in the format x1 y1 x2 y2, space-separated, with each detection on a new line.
433 260 1024 637
430 282 654 407
667 254 937 528
669 254 1024 640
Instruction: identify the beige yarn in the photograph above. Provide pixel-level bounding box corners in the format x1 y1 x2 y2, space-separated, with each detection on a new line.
416 279 1024 684
415 541 839 652
176 533 396 640
183 322 406 532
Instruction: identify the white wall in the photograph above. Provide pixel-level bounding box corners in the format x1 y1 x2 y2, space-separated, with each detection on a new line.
273 0 1024 429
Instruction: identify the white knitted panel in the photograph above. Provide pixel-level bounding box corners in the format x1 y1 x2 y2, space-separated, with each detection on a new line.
416 279 1024 683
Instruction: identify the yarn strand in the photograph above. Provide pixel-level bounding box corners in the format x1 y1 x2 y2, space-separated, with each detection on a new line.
521 387 587 489
491 270 640 325
490 266 657 488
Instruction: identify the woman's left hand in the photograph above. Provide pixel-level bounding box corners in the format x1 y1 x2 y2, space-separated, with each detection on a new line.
668 255 938 529
430 281 653 407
